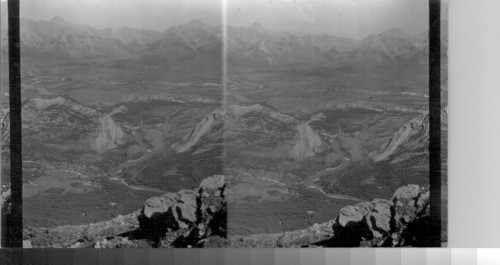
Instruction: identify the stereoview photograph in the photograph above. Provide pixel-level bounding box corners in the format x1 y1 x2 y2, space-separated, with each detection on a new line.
0 0 447 248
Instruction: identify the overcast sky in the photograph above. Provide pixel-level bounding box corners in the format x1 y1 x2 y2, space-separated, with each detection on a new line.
1 0 448 39
228 0 433 39
10 0 224 32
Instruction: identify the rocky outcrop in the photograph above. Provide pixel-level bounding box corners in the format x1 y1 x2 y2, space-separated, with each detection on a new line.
292 123 326 160
94 114 126 152
174 111 222 152
329 184 430 247
174 104 296 152
1 188 11 229
370 112 429 162
1 108 9 152
138 175 226 247
0 188 10 206
21 179 432 248
229 184 431 247
23 175 226 248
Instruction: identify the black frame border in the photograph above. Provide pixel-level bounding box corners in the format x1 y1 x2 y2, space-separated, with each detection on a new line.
429 0 442 247
0 0 443 249
2 0 23 249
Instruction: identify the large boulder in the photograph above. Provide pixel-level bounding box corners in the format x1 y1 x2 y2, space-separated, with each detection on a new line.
330 184 430 247
141 190 198 231
338 202 371 227
139 175 226 247
391 184 430 246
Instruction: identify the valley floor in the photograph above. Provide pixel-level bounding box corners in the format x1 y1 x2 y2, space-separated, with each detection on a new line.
1 63 440 240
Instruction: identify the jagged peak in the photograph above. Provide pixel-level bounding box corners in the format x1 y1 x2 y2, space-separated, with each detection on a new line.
19 17 36 24
378 27 407 38
362 28 406 43
164 19 212 34
385 27 404 34
50 16 68 25
184 19 206 28
249 22 267 32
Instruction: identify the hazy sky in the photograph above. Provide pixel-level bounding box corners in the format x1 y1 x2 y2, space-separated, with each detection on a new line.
13 0 224 32
228 0 431 39
1 0 448 39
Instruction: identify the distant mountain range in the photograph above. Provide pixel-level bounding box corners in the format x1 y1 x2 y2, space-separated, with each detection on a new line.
1 17 448 72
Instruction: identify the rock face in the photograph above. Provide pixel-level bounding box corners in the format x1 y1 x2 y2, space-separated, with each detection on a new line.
230 184 432 247
326 184 431 247
370 113 429 162
175 111 222 152
173 104 296 152
1 189 11 230
1 108 10 151
292 123 325 160
138 175 226 247
371 107 447 163
94 114 126 152
141 190 198 231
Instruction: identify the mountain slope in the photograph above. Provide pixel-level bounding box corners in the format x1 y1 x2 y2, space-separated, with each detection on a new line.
21 97 132 157
2 17 440 73
2 17 162 59
226 23 359 66
172 103 297 153
333 28 420 72
370 108 447 162
370 113 429 162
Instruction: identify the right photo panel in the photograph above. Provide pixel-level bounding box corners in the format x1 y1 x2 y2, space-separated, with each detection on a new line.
224 0 447 247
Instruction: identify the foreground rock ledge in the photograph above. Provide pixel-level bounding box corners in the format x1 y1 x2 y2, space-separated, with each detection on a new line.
23 182 432 248
229 184 431 247
23 175 227 248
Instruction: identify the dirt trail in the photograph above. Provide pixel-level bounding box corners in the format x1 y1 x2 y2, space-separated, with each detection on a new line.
107 130 164 193
302 160 363 202
301 130 369 202
115 176 165 193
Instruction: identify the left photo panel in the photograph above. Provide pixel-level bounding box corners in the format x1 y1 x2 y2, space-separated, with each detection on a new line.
0 0 226 248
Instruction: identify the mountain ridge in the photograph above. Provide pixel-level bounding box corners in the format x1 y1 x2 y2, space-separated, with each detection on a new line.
0 16 441 72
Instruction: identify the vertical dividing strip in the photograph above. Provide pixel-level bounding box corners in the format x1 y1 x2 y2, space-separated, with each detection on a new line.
429 0 442 247
0 0 2 245
221 0 229 237
3 0 23 248
222 0 228 106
